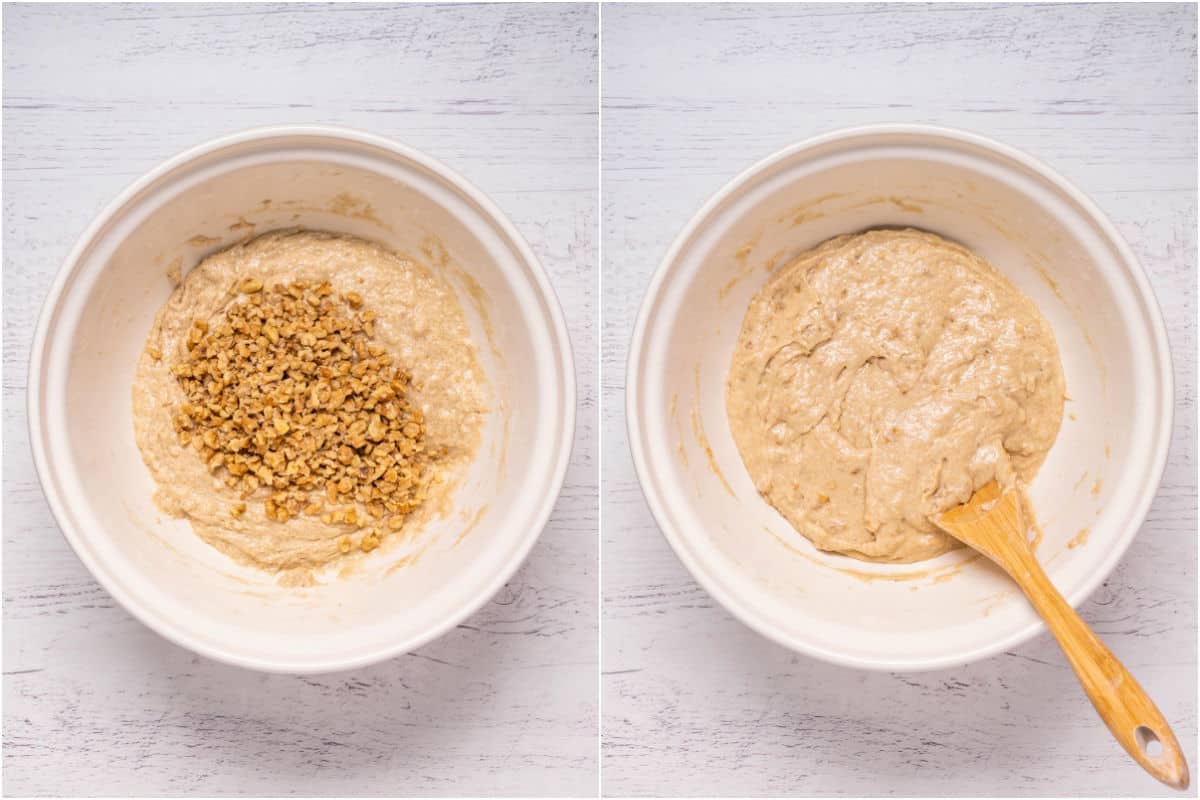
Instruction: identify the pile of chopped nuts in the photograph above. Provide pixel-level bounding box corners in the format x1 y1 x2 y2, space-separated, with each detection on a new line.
169 278 441 553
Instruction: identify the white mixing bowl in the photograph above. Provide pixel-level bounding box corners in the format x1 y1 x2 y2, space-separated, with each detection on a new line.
627 124 1173 671
29 126 575 673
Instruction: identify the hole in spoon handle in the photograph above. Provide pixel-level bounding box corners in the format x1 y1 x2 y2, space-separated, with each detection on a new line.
1129 722 1189 790
1136 725 1164 758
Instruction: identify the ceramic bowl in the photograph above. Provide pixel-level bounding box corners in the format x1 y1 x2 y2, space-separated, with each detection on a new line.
30 125 575 673
627 124 1172 671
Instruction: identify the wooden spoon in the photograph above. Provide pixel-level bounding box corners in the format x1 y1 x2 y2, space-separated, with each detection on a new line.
936 481 1190 790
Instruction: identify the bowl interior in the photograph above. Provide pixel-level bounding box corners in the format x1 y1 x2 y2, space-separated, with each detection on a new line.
35 132 571 671
631 129 1170 669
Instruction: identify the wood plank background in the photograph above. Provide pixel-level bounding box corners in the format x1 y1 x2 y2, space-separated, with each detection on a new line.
3 4 598 797
5 1 1198 797
601 3 1197 797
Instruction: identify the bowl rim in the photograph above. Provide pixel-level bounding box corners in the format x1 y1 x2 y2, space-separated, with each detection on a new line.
625 122 1175 672
27 123 577 674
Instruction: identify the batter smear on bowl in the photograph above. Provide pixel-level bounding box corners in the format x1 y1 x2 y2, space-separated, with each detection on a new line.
726 229 1065 563
133 230 487 584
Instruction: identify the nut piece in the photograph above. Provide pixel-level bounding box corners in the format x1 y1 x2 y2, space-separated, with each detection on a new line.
360 530 381 552
169 279 443 556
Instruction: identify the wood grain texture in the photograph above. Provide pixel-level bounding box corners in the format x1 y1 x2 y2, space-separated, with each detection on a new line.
938 485 1189 790
601 3 1197 797
2 3 597 797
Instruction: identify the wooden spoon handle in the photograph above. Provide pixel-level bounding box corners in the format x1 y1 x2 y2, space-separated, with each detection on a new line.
1006 549 1189 789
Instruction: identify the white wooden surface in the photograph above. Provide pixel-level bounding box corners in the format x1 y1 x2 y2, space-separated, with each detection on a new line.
601 3 1196 797
2 4 597 797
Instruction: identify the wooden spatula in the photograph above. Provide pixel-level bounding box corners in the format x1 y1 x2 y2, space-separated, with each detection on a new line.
936 481 1189 790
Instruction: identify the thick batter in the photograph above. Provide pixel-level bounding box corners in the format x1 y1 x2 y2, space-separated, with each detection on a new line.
133 230 487 583
726 229 1065 563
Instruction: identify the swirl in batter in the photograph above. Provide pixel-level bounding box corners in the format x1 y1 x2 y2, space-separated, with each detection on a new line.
726 229 1065 563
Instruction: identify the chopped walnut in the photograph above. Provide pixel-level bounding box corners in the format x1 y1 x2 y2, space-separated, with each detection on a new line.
360 530 381 552
169 278 440 549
